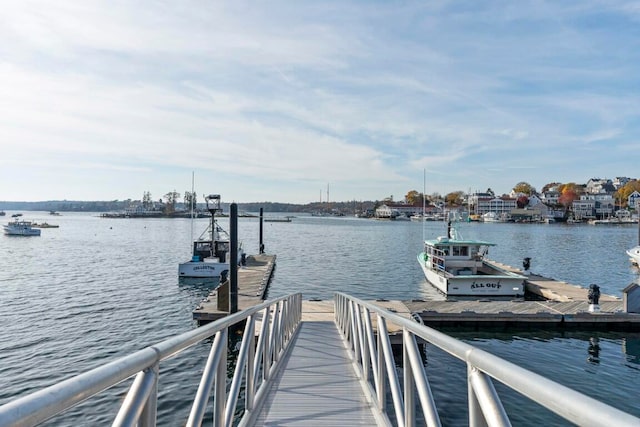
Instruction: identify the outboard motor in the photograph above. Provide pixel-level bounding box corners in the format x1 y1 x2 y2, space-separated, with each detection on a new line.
522 257 531 275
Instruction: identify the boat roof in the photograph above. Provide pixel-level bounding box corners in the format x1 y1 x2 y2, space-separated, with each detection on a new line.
424 236 496 246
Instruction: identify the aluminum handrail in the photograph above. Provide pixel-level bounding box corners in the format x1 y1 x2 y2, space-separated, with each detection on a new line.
335 292 640 427
0 293 302 427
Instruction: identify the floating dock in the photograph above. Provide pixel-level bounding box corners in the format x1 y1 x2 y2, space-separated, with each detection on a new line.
193 254 276 324
193 258 640 331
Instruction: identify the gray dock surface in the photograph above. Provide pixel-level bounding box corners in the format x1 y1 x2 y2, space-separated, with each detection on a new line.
252 321 379 426
193 256 639 330
193 254 276 323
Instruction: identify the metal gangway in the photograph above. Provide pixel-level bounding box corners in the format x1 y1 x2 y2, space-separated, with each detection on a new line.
1 292 638 426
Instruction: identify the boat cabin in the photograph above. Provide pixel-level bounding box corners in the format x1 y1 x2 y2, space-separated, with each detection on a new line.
424 236 495 275
192 240 229 263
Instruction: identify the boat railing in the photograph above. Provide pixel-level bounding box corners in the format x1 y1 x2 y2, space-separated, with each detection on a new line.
334 292 640 427
427 248 447 274
0 293 302 427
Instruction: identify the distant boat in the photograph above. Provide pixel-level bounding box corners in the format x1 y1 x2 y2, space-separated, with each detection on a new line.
417 221 525 296
178 194 245 279
49 211 61 216
0 211 5 216
3 219 41 236
482 212 499 222
264 216 293 223
32 222 59 229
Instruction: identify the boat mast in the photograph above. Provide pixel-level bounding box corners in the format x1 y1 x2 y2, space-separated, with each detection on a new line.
190 171 194 243
422 169 426 243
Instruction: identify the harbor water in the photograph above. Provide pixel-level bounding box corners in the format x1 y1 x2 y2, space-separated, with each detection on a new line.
1 212 639 425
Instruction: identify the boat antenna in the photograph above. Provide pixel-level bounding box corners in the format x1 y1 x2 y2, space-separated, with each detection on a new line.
190 171 194 243
422 168 426 243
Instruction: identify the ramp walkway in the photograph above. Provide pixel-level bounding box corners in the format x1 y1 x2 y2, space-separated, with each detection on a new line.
1 292 639 427
252 321 379 425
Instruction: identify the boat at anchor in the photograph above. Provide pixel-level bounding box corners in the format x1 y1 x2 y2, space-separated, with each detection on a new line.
417 221 525 296
3 218 41 236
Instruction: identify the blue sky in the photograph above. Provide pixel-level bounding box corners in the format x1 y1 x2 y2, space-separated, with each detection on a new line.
1 1 638 203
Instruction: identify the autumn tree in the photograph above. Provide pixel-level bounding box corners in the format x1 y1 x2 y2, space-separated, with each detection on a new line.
444 191 464 206
405 190 421 205
558 183 580 210
615 180 640 208
516 195 529 208
513 182 536 196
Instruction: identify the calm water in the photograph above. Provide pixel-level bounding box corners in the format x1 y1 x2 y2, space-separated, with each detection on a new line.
1 212 639 425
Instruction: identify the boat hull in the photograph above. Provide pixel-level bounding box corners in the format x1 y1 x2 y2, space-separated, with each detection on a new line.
627 246 640 266
417 253 525 296
178 259 229 278
3 226 41 236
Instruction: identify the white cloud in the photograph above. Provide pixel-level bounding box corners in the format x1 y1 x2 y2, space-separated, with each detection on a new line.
0 0 638 202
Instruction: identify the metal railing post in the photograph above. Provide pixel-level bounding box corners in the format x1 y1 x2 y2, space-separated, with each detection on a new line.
468 364 487 427
376 314 386 412
363 307 379 391
403 328 415 427
112 367 158 427
186 330 226 427
213 328 228 427
469 368 511 427
139 362 159 427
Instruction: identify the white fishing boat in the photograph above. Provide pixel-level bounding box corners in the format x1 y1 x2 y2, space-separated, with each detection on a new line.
3 219 41 236
178 194 244 279
417 222 525 296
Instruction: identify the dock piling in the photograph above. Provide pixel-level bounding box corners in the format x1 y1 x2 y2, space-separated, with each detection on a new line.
230 203 238 314
259 208 264 254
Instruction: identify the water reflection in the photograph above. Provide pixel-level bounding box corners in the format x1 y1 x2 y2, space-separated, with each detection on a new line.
623 337 640 365
587 337 600 364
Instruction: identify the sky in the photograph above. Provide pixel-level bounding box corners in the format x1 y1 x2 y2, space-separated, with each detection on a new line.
1 1 639 204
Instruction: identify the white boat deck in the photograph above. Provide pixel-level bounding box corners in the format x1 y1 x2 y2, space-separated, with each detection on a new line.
252 321 382 426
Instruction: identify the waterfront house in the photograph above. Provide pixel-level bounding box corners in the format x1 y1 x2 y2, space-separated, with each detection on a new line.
628 191 640 210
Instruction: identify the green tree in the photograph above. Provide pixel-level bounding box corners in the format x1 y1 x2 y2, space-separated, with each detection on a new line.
513 182 536 196
142 191 152 208
184 191 197 209
163 190 180 214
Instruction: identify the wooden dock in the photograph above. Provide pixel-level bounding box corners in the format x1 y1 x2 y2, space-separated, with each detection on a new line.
192 254 276 323
489 260 621 302
403 261 639 330
193 256 640 330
